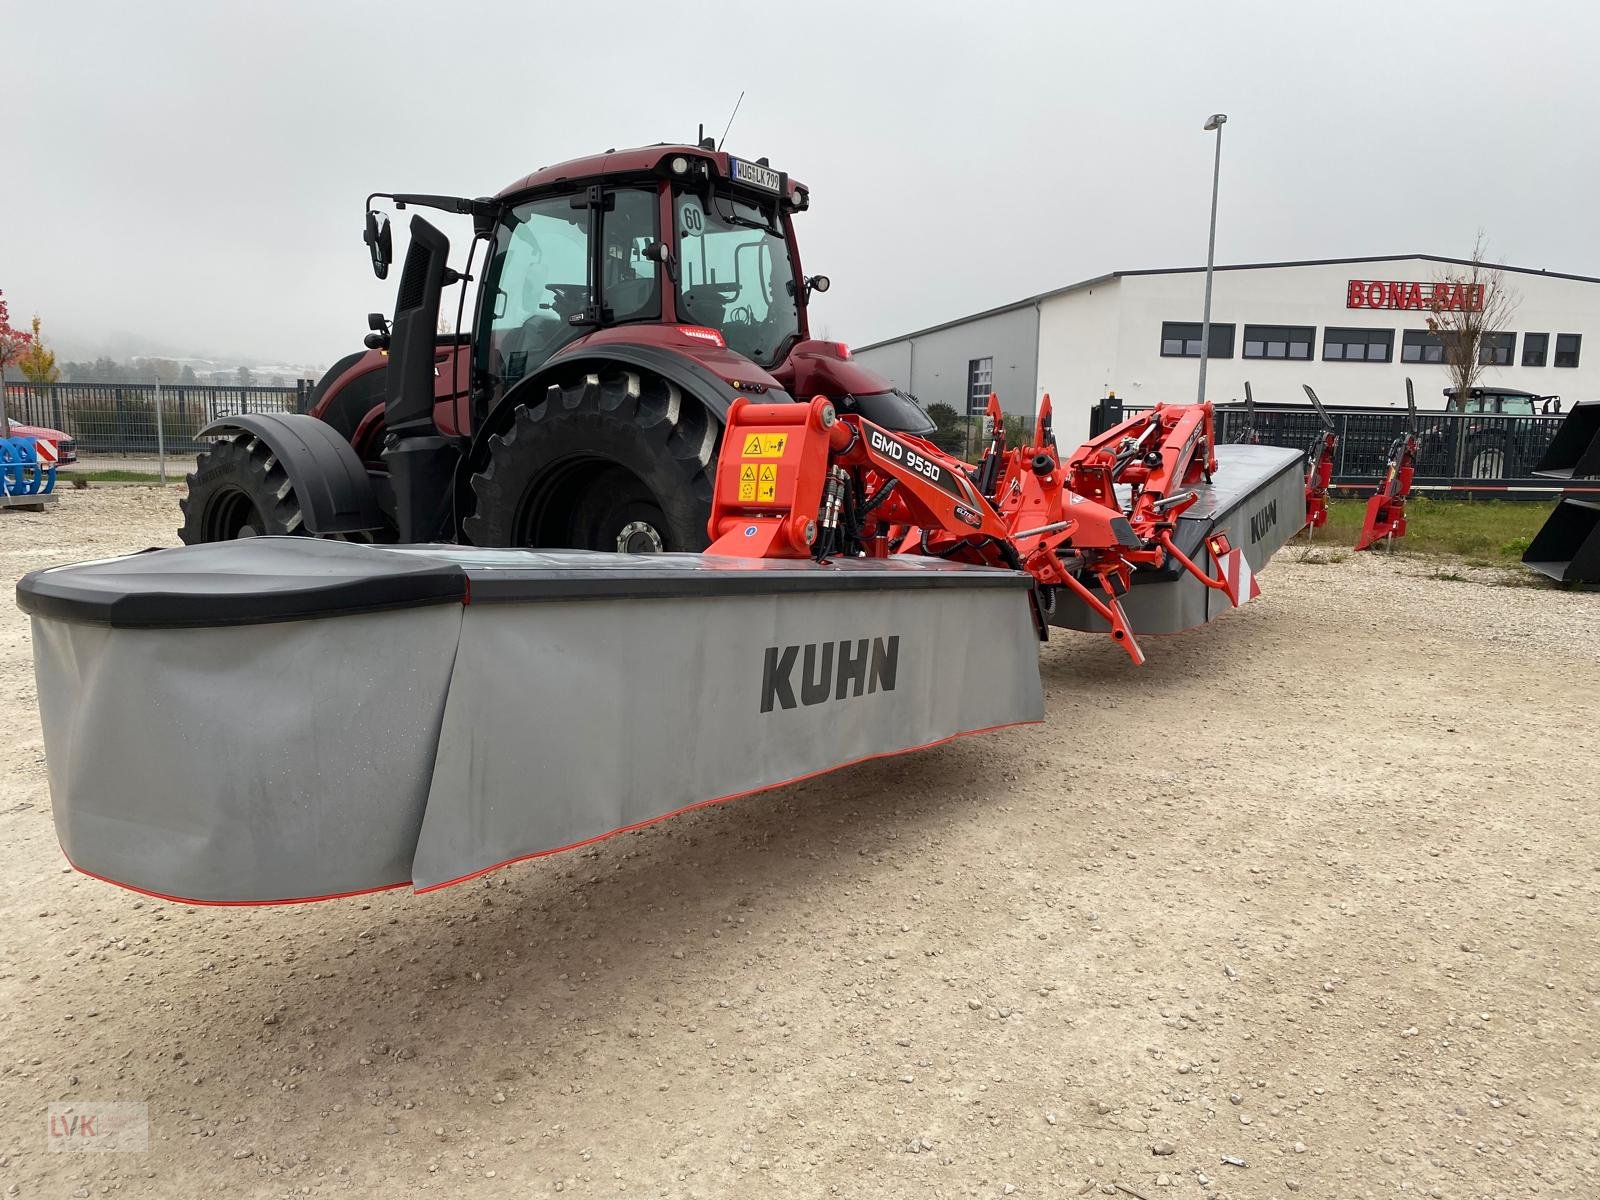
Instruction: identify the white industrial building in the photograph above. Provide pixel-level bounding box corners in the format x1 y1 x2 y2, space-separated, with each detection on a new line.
853 255 1599 438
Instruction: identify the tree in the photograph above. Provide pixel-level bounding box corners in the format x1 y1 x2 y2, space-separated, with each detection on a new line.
924 401 967 454
1426 234 1520 404
16 315 59 383
0 290 33 381
0 291 32 436
236 365 255 387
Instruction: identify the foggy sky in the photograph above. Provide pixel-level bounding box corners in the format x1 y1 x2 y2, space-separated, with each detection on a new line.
6 0 1600 373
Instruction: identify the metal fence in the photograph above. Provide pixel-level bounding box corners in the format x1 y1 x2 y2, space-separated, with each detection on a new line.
925 412 1041 463
1096 398 1568 496
1 381 309 466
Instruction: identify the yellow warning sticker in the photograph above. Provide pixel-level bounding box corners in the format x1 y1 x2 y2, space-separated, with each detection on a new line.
739 463 758 483
738 479 757 501
757 481 777 502
758 464 778 484
741 433 788 458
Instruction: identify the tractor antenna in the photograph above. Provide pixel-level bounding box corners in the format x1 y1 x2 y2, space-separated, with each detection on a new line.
716 91 745 151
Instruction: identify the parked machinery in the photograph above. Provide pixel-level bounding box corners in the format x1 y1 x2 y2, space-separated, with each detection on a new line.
1523 400 1600 582
16 139 1308 904
1354 380 1420 552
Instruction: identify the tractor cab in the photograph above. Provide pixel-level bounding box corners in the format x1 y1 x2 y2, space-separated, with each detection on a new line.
464 143 927 433
474 145 812 404
1443 386 1562 416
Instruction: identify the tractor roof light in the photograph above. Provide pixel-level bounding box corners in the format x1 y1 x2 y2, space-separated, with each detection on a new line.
669 155 690 175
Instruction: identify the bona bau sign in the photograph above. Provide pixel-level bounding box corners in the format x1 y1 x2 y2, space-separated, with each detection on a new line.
1347 279 1485 312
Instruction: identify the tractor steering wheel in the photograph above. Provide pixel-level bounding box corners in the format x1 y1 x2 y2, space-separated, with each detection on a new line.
541 282 589 321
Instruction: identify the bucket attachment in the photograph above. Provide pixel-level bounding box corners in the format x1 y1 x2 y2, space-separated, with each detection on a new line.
17 538 1044 903
1531 400 1600 479
1522 497 1600 582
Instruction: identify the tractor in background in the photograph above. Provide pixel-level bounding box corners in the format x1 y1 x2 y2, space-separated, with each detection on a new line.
180 139 934 550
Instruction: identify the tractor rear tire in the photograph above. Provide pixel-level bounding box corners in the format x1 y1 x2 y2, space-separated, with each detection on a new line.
463 366 719 552
179 433 307 543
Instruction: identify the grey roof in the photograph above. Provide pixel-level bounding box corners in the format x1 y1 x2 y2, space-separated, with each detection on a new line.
852 254 1600 353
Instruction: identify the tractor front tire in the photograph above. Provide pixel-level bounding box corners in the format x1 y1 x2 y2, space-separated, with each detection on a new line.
464 366 719 552
179 433 306 543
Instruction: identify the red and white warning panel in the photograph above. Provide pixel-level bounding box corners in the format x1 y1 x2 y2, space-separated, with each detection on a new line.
35 439 59 465
1215 542 1262 607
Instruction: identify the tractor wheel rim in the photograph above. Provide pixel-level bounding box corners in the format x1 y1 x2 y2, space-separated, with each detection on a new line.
209 488 263 541
616 520 665 554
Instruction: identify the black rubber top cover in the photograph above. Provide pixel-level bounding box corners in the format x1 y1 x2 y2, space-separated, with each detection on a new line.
16 538 468 629
17 538 1032 629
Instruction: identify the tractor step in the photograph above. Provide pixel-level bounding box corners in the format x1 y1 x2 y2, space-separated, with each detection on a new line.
17 538 1044 904
1048 443 1305 636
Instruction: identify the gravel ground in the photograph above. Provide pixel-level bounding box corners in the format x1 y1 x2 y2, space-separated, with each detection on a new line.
1 488 1597 1200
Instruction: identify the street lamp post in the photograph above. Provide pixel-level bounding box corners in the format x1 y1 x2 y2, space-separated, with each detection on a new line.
1197 113 1227 404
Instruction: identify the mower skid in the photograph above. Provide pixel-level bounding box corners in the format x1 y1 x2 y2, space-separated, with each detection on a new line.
18 539 1043 904
1050 444 1303 637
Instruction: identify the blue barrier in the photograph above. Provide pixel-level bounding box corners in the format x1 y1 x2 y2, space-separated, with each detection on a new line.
0 438 57 498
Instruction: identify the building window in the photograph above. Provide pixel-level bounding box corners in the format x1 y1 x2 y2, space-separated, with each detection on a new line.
966 356 993 414
1555 333 1582 368
1159 321 1235 358
1323 327 1394 362
1242 324 1313 360
1522 333 1548 367
1478 332 1515 366
1401 329 1444 364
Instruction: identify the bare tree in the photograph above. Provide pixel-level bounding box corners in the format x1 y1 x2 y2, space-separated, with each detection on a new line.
1426 234 1519 404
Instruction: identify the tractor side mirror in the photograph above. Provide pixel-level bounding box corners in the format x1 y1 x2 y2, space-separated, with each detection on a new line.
365 211 393 280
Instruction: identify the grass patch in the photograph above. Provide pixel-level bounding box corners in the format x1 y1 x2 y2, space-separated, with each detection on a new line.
1294 497 1551 560
61 469 172 484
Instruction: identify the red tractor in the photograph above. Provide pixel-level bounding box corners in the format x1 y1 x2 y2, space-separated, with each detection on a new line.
180 139 934 550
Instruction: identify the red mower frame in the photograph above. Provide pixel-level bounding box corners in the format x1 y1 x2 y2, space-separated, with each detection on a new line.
708 392 1261 665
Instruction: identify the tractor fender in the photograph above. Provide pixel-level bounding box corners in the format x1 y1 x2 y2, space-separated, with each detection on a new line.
197 413 383 535
466 342 795 474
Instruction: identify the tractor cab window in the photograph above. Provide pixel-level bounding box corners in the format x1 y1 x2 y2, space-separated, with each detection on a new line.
673 188 800 366
601 188 660 323
479 195 593 394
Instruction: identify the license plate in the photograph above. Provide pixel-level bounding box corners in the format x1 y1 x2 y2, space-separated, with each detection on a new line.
729 157 780 192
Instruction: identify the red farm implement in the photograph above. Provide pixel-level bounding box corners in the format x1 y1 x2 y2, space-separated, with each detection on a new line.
1354 380 1421 552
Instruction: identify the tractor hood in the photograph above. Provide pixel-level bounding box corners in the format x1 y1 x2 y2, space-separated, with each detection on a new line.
565 326 788 395
772 340 936 436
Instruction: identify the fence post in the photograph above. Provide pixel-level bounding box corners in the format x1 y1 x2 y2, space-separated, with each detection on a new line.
154 376 167 484
1450 413 1467 482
